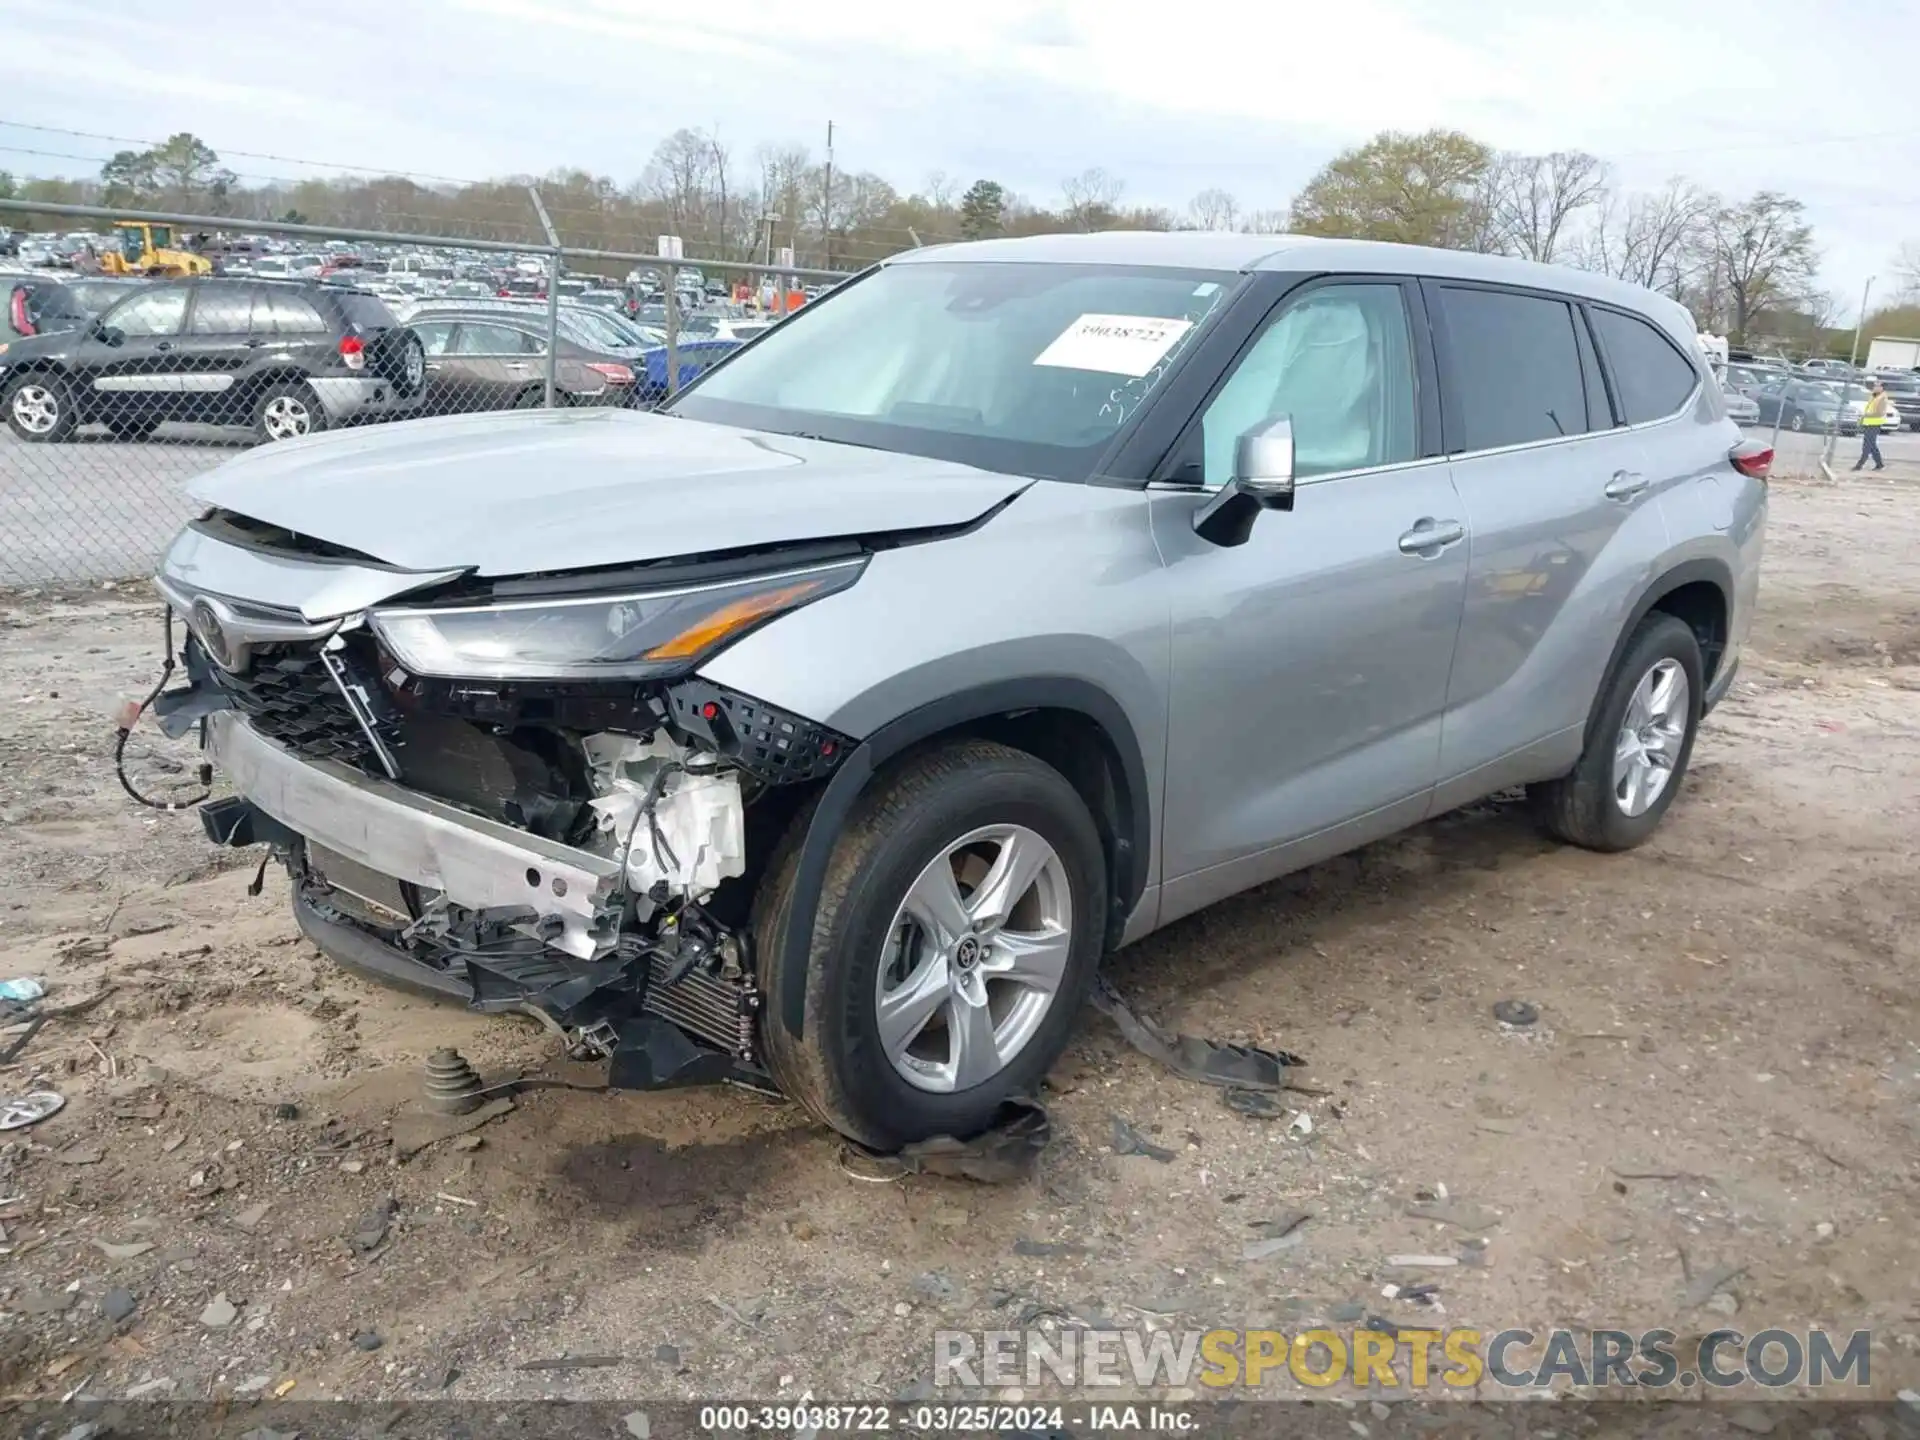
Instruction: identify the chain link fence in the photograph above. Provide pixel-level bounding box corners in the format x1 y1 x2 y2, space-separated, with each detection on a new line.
0 199 850 586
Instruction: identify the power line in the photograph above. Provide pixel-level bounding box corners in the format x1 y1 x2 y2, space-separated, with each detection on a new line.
0 120 493 188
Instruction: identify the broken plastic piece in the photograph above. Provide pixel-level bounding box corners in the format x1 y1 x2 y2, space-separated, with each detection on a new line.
0 978 45 1003
1090 975 1304 1091
0 1090 66 1130
583 733 744 902
843 1098 1051 1184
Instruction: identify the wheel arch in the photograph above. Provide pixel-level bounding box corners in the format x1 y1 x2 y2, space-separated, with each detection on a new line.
1589 559 1732 743
772 677 1151 1039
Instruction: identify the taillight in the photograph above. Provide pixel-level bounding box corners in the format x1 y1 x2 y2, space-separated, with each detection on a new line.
1729 439 1772 481
9 288 33 337
584 362 634 385
338 334 366 371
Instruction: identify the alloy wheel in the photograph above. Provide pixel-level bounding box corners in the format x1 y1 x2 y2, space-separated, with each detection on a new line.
874 824 1073 1094
1612 658 1689 817
10 385 59 435
262 395 312 441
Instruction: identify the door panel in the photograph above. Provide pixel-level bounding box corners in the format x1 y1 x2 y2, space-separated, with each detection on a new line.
173 283 257 419
1153 466 1470 920
87 285 190 418
1150 277 1468 922
1423 284 1669 805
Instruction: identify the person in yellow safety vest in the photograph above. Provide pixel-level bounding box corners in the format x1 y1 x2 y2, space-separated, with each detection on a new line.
1854 381 1890 472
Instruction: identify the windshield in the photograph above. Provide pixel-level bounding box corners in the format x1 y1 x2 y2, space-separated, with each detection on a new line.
669 261 1237 478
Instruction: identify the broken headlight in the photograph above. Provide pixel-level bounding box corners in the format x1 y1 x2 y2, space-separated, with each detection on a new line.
368 559 865 681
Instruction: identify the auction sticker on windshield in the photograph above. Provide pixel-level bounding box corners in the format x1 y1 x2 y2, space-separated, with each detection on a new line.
1033 314 1193 377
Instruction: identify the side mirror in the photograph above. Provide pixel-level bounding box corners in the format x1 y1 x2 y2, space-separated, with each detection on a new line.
1193 416 1296 547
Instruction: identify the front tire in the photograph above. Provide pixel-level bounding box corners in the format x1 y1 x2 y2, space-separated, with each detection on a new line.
1529 612 1703 851
5 373 77 442
754 740 1108 1149
253 382 328 443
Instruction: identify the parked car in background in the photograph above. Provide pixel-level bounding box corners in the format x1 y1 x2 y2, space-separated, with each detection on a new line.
404 310 637 413
1723 362 1788 398
1720 383 1760 425
1797 358 1855 379
3 272 95 342
0 277 425 443
1871 371 1920 414
632 336 741 406
1753 379 1844 433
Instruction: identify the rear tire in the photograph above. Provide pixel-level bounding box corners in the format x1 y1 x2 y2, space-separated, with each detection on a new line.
5 372 76 442
1529 612 1703 852
753 740 1108 1149
252 381 328 444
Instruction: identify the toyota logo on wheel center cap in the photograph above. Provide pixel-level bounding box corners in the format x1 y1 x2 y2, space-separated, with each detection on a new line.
953 936 982 969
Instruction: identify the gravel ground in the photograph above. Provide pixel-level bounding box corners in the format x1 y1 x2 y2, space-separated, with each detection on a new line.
0 473 1915 1417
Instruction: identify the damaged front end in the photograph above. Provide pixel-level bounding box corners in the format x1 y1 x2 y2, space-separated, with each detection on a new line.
150 520 861 1092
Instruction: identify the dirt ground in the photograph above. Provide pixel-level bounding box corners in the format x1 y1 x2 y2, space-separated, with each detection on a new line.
0 472 1915 1420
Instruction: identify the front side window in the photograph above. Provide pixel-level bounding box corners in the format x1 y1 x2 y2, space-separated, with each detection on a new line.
670 261 1237 479
1437 286 1595 450
106 286 188 338
1591 307 1700 423
1198 282 1417 486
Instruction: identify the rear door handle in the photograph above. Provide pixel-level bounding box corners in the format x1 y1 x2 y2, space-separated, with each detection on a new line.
1605 470 1650 501
1397 518 1466 556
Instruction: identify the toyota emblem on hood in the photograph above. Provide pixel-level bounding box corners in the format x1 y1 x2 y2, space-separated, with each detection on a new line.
190 597 246 673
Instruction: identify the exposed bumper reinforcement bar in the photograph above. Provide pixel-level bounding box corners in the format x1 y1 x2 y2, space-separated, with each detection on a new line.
207 712 623 958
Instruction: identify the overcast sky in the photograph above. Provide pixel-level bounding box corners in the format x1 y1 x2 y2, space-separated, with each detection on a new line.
3 0 1914 316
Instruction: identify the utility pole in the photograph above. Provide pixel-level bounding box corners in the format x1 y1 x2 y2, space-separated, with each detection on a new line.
1823 275 1875 469
822 121 834 273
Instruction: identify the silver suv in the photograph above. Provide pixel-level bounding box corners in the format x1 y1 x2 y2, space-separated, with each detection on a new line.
149 233 1767 1148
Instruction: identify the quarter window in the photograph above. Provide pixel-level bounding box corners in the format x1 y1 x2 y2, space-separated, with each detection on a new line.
257 290 329 335
1590 307 1700 423
1436 287 1594 450
1199 282 1417 485
106 287 188 338
412 322 454 357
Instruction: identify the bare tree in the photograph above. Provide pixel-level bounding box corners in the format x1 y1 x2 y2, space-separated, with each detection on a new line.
1895 239 1920 300
1573 177 1717 297
1060 167 1125 231
923 170 956 210
1708 191 1818 341
1239 208 1291 234
1484 151 1609 262
1187 187 1239 231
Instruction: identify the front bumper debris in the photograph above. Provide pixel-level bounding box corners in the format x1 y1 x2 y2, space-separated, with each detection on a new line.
207 711 623 959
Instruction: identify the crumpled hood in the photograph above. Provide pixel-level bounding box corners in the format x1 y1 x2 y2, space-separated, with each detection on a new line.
186 408 1031 576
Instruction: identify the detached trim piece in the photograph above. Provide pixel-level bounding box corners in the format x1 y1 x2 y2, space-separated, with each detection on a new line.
207 713 623 958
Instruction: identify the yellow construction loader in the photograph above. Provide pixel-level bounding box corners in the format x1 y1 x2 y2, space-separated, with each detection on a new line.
98 221 211 277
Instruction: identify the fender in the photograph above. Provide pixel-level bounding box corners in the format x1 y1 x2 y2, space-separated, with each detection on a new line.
1587 557 1733 744
774 677 1151 1038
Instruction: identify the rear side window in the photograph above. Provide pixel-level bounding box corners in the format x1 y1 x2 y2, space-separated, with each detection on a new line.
1590 307 1700 423
1435 286 1594 450
453 323 541 355
189 284 256 335
257 290 329 335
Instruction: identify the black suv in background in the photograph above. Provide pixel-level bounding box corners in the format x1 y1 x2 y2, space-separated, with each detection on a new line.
0 278 426 443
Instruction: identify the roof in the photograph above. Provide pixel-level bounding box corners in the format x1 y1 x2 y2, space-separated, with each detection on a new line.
890 229 1695 336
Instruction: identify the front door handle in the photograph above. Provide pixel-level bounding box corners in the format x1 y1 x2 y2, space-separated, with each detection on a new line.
1605 470 1650 501
1398 518 1466 556
154 341 173 352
